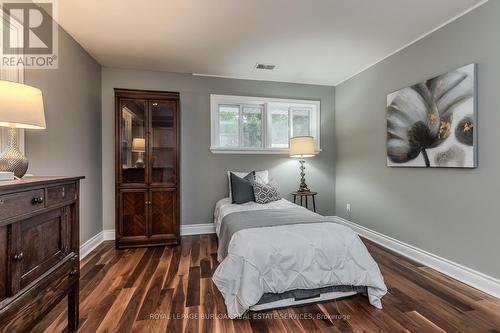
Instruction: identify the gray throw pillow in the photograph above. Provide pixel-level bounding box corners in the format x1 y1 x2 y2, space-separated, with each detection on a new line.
230 171 255 204
253 182 280 204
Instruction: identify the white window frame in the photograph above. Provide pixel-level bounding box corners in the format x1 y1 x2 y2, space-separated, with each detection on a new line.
210 94 321 154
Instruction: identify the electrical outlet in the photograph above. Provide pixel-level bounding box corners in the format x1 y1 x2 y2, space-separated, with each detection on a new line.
346 203 351 218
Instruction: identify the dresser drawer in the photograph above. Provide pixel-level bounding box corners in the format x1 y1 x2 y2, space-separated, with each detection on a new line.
0 255 78 333
47 183 76 207
0 189 45 221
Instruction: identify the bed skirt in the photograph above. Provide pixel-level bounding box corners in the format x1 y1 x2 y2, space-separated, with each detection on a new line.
250 285 367 311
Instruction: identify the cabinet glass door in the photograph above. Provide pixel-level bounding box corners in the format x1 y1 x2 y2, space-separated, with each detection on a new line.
149 100 177 185
120 99 147 184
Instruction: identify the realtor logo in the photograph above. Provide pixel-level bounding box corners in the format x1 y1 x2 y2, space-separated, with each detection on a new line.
1 0 58 69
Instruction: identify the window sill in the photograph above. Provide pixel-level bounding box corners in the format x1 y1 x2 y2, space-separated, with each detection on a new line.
210 147 322 155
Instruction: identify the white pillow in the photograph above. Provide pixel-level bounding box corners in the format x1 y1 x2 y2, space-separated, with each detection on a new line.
227 170 269 200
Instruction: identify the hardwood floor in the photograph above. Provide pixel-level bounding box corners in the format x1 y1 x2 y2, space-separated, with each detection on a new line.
33 235 500 333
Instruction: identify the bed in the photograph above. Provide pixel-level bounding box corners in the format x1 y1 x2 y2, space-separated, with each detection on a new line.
212 197 387 318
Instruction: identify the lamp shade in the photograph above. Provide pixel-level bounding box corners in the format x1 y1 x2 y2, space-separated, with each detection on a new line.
289 136 316 157
131 138 146 152
0 80 45 129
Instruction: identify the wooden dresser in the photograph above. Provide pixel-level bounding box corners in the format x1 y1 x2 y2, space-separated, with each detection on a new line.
0 176 83 333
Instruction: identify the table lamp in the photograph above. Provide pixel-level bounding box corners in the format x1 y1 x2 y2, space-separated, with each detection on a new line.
131 137 145 167
289 136 316 192
0 80 45 178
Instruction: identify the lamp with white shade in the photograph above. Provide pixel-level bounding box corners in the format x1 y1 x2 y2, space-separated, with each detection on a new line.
289 136 316 192
131 137 146 167
0 80 46 178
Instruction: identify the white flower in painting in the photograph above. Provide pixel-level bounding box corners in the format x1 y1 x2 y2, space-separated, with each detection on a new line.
387 70 473 167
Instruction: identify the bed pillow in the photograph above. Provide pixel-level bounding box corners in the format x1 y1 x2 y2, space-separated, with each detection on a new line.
267 178 280 191
253 182 281 204
230 171 256 204
227 170 269 200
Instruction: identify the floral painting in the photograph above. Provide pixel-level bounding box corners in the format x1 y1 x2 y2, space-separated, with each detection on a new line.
387 64 476 168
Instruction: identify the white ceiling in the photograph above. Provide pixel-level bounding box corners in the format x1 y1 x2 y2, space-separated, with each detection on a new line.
56 0 486 86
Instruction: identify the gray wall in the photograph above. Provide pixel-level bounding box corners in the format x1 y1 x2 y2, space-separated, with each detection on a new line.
335 0 500 278
102 68 335 229
24 26 102 245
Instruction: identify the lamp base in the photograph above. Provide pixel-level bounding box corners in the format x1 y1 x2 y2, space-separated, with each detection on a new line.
0 127 28 178
135 152 145 168
297 186 311 193
297 159 311 193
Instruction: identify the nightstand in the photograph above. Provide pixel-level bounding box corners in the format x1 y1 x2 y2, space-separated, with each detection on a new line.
291 191 318 212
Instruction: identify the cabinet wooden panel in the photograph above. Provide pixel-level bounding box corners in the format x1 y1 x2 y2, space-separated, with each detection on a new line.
0 255 78 333
115 89 180 248
119 190 147 239
14 207 70 291
0 176 82 333
150 189 177 237
0 226 6 303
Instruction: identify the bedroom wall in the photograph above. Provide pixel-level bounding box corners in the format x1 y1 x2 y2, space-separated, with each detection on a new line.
101 68 335 229
24 25 102 245
335 0 500 278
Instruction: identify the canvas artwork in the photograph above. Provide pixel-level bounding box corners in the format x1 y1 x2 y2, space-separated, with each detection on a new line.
386 64 477 168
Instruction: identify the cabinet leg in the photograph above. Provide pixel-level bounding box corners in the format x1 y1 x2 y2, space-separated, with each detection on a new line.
305 196 308 209
293 195 296 204
312 196 316 212
68 282 79 331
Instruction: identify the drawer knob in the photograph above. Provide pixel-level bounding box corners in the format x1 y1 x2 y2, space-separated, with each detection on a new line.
32 197 44 205
69 269 78 276
13 252 24 261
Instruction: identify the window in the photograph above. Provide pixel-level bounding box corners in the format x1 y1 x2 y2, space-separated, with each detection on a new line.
211 95 320 153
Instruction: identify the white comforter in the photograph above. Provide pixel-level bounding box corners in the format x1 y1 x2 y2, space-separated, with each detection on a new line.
212 198 387 318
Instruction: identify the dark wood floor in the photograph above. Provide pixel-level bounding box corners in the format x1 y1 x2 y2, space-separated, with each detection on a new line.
33 235 500 333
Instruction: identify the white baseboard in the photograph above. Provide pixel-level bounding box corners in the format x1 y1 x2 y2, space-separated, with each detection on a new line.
334 216 500 299
80 231 104 260
181 223 216 236
79 229 116 260
79 225 214 260
102 229 116 241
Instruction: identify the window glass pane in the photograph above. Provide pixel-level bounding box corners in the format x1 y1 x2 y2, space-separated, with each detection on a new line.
270 107 289 148
242 106 263 148
219 105 239 147
291 108 311 137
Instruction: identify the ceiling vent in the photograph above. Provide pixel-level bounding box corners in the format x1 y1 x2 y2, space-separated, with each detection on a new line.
255 63 276 70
